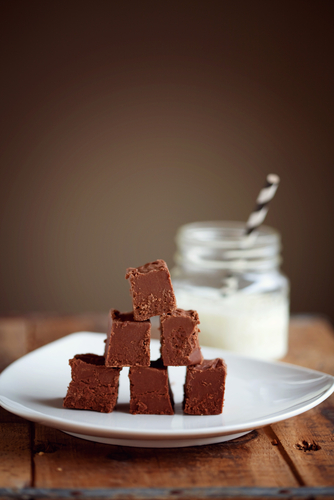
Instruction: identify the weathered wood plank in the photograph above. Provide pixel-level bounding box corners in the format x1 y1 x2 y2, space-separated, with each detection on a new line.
0 423 32 488
272 317 334 487
0 318 30 372
0 313 109 370
28 313 109 352
33 424 298 489
283 316 334 374
271 397 334 487
0 406 29 424
1 315 334 493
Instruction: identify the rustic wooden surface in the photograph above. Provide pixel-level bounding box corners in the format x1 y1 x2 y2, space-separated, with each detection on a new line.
0 314 333 499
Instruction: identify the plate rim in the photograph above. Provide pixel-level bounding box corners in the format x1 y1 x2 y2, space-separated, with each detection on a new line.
0 331 333 441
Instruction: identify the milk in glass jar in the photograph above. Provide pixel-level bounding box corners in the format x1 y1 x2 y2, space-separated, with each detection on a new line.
171 221 289 360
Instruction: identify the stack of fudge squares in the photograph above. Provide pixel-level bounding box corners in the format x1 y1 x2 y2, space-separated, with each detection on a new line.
64 259 227 415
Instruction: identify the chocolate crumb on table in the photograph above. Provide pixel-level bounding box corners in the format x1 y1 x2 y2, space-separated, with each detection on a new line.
125 259 177 321
160 308 203 366
104 309 150 367
183 358 227 415
63 354 121 413
129 358 174 415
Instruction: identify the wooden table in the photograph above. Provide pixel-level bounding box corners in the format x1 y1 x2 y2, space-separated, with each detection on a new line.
0 314 334 499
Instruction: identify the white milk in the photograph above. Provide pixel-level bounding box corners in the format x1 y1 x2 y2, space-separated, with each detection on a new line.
175 287 289 360
172 221 290 360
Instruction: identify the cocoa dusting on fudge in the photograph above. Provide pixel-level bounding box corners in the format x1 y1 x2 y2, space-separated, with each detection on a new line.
63 354 121 413
183 358 227 415
160 308 203 366
105 309 150 367
125 259 177 321
129 358 174 415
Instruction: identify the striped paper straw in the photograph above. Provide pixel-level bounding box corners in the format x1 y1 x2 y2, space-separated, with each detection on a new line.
245 174 280 235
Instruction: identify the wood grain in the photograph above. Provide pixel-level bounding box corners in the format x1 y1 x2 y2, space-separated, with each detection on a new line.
28 313 109 352
0 407 28 424
283 316 334 375
271 400 334 487
274 317 334 487
33 425 298 488
0 423 31 488
0 318 29 372
0 314 333 495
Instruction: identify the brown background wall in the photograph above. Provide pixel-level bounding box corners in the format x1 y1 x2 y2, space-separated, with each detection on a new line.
0 0 333 320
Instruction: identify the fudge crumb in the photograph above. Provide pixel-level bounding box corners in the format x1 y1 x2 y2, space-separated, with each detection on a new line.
295 440 321 452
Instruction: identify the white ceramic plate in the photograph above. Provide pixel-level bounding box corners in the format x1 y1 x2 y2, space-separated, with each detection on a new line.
0 332 333 448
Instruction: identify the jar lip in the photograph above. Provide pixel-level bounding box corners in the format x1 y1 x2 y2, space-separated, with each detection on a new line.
176 221 280 249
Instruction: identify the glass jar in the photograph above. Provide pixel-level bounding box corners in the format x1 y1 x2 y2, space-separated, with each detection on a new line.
171 221 289 360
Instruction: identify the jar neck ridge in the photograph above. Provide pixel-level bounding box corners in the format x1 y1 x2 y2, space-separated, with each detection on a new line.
174 221 282 272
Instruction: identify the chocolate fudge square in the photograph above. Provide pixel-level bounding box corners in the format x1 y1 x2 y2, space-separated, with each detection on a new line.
183 358 227 415
129 358 174 415
105 310 150 367
160 308 203 366
125 259 177 321
63 353 121 413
